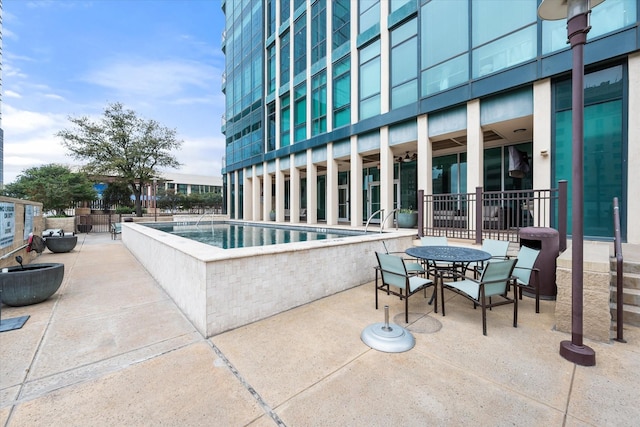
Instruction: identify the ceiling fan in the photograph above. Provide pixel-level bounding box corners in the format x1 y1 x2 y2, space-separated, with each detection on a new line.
396 151 417 163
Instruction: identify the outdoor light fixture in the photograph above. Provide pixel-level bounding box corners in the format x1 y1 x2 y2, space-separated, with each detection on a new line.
398 151 417 163
538 0 605 367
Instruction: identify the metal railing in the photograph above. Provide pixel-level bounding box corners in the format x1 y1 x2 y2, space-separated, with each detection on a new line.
613 197 626 343
417 180 567 248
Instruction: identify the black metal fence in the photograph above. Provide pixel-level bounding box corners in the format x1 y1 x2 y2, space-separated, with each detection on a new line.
418 180 567 249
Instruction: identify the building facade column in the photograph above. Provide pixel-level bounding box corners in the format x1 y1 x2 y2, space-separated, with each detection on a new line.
533 79 552 191
275 158 285 222
306 149 317 224
290 154 300 223
233 171 240 220
466 99 483 192
379 126 394 220
627 52 640 243
326 143 338 225
350 135 363 227
243 168 252 221
417 114 432 227
252 165 261 221
263 164 272 221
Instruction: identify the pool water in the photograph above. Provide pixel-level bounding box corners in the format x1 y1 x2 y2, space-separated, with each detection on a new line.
143 222 365 249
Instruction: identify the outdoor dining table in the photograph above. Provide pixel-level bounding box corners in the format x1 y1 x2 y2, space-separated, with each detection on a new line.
405 245 492 287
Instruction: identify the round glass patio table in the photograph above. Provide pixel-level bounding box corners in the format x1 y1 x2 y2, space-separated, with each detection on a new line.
405 245 492 265
406 245 492 282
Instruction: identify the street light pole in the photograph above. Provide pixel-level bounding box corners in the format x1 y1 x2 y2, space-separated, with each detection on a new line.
153 178 157 222
538 0 603 367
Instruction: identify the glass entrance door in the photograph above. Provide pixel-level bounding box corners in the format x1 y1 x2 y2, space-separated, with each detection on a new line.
338 185 349 221
367 180 400 224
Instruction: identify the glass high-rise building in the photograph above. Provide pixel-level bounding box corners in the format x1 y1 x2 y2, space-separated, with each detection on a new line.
221 0 639 242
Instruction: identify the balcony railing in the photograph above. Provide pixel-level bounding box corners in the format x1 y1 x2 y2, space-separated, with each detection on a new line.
418 180 567 250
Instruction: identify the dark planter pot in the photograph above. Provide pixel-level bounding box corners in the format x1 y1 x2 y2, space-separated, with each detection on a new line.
77 224 93 233
45 235 78 253
0 263 64 306
397 212 418 228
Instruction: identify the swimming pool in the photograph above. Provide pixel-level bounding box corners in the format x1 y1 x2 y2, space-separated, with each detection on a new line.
142 221 367 249
122 220 416 337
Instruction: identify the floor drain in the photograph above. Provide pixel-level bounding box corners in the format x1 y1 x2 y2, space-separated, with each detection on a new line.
361 306 415 353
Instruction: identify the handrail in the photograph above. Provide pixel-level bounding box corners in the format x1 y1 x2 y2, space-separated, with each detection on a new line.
364 209 384 233
381 208 401 232
0 243 29 260
613 197 626 343
195 210 211 227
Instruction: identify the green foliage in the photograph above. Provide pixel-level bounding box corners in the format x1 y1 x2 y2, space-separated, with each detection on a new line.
102 181 133 209
2 164 97 215
57 102 183 216
399 208 415 214
115 206 135 215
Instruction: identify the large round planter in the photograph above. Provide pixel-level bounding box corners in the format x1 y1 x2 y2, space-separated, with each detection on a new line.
397 212 418 228
0 263 64 306
45 235 78 253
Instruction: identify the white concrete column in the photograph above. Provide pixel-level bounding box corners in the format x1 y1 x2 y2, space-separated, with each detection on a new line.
306 149 318 223
326 143 338 225
380 127 394 219
533 79 552 191
350 135 363 227
628 52 640 243
226 172 232 217
466 99 483 192
417 114 432 228
275 159 285 222
243 168 252 221
290 154 300 223
417 114 432 194
263 165 272 221
233 171 240 220
252 165 261 220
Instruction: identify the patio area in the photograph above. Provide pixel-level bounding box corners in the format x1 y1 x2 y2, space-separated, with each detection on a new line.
1 232 639 426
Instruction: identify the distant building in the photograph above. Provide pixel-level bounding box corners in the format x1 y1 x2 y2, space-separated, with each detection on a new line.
221 0 640 242
155 172 223 196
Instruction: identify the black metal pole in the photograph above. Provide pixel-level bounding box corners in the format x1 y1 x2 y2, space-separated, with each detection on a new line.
559 10 596 366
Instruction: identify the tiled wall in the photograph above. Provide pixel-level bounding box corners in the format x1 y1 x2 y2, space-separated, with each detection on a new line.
123 222 415 337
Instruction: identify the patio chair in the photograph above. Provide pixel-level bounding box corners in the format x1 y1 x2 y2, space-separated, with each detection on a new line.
440 258 517 336
473 238 511 278
381 241 425 276
375 252 435 323
111 223 122 240
512 245 541 313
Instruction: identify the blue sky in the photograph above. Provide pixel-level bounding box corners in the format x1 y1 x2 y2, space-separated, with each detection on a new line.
2 0 226 184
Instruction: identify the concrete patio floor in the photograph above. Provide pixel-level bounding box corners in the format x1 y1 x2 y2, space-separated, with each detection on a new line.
1 232 639 426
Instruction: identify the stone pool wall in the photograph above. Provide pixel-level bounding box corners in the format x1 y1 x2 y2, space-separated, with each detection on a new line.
122 222 416 337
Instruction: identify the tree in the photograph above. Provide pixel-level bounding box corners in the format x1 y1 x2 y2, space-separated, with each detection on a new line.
2 164 97 216
57 102 182 216
101 181 133 211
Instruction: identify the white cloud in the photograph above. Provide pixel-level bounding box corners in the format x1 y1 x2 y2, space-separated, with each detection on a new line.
82 58 219 99
4 90 22 99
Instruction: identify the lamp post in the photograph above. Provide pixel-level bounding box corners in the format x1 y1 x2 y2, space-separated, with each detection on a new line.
538 0 604 366
153 178 157 222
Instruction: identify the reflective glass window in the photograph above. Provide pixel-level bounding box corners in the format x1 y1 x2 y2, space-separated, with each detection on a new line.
311 71 327 136
359 0 379 33
332 0 350 49
333 56 351 128
280 31 290 86
359 40 381 119
391 18 417 109
280 94 290 147
294 83 307 142
311 0 327 65
294 14 307 76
